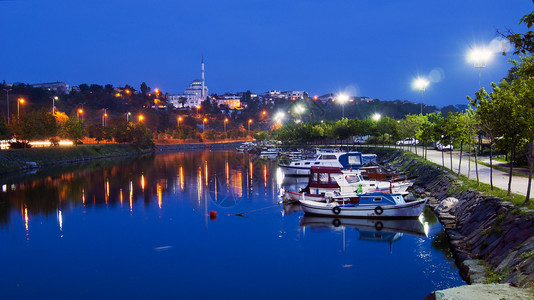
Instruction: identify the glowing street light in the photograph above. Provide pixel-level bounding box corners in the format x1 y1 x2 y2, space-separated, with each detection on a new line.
248 119 253 137
372 113 381 121
413 77 429 115
467 46 494 89
224 118 229 139
336 93 349 119
127 112 131 122
77 108 84 121
203 117 207 132
17 98 25 119
102 108 108 127
196 105 201 116
52 96 58 114
138 115 144 122
178 116 182 127
274 111 285 123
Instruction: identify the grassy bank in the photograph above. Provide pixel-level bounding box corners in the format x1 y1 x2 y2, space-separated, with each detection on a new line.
0 144 153 174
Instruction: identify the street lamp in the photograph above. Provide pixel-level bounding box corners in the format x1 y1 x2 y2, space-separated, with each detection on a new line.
127 112 131 122
372 113 381 121
178 116 182 127
336 93 349 119
413 77 429 115
52 96 58 114
468 46 493 89
77 108 84 121
203 118 207 132
102 108 107 127
17 98 24 119
3 88 11 124
224 118 228 139
196 105 201 117
138 115 144 122
248 119 252 137
274 111 285 124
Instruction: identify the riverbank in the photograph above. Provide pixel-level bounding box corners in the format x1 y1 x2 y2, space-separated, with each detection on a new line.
363 148 534 297
0 141 247 175
0 144 154 175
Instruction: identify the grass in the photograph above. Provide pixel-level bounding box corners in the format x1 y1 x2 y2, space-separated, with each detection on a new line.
485 266 508 284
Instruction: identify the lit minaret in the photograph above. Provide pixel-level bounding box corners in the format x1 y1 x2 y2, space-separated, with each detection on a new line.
201 56 205 100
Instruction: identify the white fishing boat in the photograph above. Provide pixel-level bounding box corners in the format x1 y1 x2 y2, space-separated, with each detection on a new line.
299 192 427 218
283 166 413 202
279 151 363 176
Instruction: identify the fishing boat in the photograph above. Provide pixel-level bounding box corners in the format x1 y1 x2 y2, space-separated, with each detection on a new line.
283 166 413 202
299 192 427 218
278 151 363 176
299 215 427 237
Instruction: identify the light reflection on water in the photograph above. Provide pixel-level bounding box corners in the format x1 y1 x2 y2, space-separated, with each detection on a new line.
0 150 463 299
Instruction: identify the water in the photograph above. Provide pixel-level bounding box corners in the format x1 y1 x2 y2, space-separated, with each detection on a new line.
0 151 464 299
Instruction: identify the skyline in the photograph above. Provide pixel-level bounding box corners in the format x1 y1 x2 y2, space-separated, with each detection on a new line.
0 0 533 108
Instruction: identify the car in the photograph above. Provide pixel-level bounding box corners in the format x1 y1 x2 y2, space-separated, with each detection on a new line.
396 138 419 146
435 141 454 151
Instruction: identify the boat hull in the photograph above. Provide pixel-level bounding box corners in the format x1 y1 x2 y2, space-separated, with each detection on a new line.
299 199 427 218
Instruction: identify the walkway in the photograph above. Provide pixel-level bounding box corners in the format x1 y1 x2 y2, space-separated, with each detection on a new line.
399 145 533 198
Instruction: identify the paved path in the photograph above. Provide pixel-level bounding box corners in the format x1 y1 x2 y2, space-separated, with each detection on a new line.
396 145 533 198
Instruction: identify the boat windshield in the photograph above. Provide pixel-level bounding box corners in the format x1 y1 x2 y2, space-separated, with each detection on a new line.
345 175 361 183
319 155 337 160
319 173 329 184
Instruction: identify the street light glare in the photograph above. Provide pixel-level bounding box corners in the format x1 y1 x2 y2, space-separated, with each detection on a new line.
372 113 381 121
413 77 430 91
336 93 349 103
467 47 493 67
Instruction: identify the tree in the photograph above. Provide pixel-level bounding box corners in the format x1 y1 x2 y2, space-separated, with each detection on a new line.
140 82 150 96
10 109 58 142
506 6 534 55
0 116 11 141
61 114 85 144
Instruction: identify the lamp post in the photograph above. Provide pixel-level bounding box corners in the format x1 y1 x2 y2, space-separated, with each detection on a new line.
468 47 493 89
203 118 207 132
77 108 84 121
102 108 107 127
413 77 429 115
336 93 349 119
138 115 144 122
224 118 228 139
3 88 11 124
17 98 24 119
52 96 58 114
178 116 182 127
248 119 252 137
127 112 131 122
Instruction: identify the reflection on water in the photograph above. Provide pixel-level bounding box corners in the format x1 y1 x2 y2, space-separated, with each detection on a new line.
0 150 463 299
0 151 280 234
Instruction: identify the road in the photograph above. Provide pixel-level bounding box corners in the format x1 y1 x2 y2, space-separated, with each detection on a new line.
397 145 533 198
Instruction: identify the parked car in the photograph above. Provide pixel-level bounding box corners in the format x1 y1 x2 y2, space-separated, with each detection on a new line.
396 138 419 146
435 141 454 151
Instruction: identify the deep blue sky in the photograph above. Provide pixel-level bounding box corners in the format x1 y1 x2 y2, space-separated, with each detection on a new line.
0 0 532 108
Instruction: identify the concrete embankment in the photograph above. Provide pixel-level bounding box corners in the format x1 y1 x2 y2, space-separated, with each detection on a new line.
365 148 534 297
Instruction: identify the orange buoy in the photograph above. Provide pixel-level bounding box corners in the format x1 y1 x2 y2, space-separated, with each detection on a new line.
209 210 217 220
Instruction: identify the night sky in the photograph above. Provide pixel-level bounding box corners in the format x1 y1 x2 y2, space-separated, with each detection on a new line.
0 0 532 108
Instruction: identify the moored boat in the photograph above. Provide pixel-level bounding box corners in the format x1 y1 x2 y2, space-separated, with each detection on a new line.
279 151 363 176
299 192 427 218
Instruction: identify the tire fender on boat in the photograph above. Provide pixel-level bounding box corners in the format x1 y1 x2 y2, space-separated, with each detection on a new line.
332 218 341 227
332 206 341 215
374 206 383 215
375 221 383 231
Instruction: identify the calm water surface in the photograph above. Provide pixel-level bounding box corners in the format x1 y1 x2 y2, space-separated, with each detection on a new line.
0 150 464 299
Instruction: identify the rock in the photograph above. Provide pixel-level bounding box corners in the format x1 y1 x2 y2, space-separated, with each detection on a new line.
430 283 533 300
461 259 486 284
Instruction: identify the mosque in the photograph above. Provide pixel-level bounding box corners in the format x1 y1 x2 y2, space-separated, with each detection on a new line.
168 58 209 109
